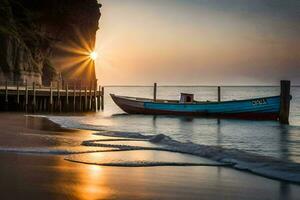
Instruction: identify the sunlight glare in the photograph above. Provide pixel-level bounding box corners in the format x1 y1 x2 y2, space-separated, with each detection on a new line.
90 51 98 60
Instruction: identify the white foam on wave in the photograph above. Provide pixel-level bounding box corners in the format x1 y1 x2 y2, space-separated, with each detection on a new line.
0 147 118 155
149 134 300 183
65 149 226 167
65 159 226 167
0 147 74 155
47 116 109 131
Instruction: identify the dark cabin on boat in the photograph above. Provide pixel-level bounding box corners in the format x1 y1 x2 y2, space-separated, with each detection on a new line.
180 93 194 103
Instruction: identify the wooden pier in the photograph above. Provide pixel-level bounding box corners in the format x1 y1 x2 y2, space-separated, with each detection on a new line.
0 80 104 112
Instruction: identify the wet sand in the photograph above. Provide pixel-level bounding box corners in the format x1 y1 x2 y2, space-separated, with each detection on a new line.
0 113 300 199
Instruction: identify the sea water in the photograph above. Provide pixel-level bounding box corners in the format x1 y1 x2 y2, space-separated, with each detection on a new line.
47 86 300 182
50 86 300 162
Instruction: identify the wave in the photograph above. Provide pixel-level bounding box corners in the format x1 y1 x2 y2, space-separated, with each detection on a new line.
46 116 300 184
0 147 119 155
65 159 228 167
0 147 75 155
64 148 229 167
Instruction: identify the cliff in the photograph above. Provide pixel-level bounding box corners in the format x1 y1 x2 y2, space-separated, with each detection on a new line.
0 0 101 85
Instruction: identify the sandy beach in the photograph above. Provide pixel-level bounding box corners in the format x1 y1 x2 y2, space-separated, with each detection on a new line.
0 113 300 200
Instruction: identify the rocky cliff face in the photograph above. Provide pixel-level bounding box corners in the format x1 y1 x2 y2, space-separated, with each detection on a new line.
0 0 101 85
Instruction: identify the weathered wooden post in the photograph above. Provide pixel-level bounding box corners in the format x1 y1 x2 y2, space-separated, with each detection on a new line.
5 80 8 103
153 83 157 102
218 86 221 102
89 80 93 110
101 86 104 110
73 82 76 111
279 80 291 124
50 82 53 112
97 85 101 111
17 81 20 104
43 97 47 111
37 98 41 112
93 79 97 110
57 81 61 112
66 82 69 111
62 79 65 90
32 82 36 112
85 86 88 111
25 80 28 112
79 80 82 111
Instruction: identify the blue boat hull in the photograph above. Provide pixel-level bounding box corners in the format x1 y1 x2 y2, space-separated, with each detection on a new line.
111 94 280 120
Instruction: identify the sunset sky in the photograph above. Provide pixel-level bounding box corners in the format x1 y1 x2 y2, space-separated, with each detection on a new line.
95 0 300 85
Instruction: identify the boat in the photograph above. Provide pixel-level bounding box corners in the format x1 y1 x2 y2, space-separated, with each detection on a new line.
110 93 282 120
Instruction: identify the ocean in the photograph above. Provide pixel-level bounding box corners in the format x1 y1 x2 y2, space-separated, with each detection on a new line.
48 86 300 182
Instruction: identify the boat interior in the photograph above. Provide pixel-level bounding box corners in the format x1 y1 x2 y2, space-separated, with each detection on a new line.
113 93 210 104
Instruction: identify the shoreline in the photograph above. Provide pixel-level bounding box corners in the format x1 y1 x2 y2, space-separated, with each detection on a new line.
0 113 300 199
2 112 300 184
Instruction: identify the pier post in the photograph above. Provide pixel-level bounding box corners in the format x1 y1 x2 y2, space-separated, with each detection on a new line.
57 81 61 112
153 83 157 102
89 80 92 110
32 82 36 112
73 83 76 112
93 79 97 110
66 82 69 111
97 85 101 111
17 81 19 104
62 79 65 90
5 80 8 103
88 81 92 110
79 80 82 111
85 86 88 111
279 80 291 124
25 80 28 112
50 82 53 112
43 98 47 111
101 86 104 110
218 86 221 102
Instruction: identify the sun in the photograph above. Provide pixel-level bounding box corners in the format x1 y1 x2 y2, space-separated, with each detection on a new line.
90 51 98 60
